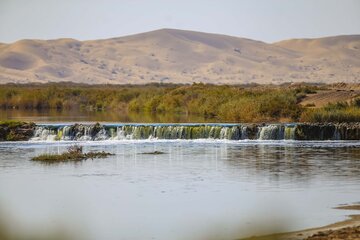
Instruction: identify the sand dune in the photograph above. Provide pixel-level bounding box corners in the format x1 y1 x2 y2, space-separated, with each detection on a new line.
0 29 359 84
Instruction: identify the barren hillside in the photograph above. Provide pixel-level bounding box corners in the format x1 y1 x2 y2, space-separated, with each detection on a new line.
0 29 359 84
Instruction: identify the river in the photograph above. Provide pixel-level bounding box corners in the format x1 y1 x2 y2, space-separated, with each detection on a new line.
0 137 359 239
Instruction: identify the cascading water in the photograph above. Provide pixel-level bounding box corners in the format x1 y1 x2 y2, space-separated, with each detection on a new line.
284 125 296 140
27 123 360 141
32 126 58 141
30 124 247 141
258 125 284 140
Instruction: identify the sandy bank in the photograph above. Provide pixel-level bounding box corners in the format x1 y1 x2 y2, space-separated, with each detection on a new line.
241 205 360 240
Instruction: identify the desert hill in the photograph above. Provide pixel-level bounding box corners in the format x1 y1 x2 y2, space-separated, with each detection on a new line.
0 29 359 84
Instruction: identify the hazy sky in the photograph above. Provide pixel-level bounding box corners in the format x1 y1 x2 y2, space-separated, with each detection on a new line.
0 0 359 43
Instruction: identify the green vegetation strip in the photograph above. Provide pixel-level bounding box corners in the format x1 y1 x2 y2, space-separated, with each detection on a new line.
1 83 359 122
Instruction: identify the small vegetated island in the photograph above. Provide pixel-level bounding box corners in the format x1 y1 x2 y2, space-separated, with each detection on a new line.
31 145 114 163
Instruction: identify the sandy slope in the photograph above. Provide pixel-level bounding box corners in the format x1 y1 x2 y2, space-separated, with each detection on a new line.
300 89 360 107
0 29 359 84
300 83 360 107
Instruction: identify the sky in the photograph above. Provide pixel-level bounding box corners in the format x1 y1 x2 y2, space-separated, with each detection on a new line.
0 0 359 43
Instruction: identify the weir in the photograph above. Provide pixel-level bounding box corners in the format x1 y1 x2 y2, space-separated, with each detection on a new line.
28 123 360 141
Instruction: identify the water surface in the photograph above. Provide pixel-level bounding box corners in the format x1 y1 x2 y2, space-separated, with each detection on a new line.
0 109 213 123
0 140 359 240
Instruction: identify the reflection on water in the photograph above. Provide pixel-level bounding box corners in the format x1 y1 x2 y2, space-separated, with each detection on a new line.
0 109 213 123
225 144 360 183
0 140 359 240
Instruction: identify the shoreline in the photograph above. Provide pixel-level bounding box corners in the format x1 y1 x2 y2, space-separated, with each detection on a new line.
241 205 360 240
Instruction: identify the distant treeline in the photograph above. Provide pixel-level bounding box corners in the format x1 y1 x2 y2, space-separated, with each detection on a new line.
0 83 359 122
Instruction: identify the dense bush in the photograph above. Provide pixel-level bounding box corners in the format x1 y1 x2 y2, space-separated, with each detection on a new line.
0 83 329 122
0 84 170 111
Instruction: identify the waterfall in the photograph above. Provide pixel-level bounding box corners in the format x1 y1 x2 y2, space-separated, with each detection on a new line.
78 125 92 141
30 124 247 141
240 126 248 139
258 125 284 140
114 127 124 140
284 125 296 140
333 126 341 140
28 123 360 141
32 126 58 141
62 126 72 140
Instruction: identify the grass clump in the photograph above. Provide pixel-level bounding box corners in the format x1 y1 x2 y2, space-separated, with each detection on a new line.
31 145 114 163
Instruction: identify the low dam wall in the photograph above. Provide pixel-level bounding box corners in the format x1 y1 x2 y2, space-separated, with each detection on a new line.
1 122 359 141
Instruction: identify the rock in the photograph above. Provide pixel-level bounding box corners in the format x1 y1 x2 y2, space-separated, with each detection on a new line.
295 123 336 140
0 121 35 141
244 124 259 139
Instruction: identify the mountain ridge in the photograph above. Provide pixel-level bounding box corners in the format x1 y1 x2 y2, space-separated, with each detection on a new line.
0 29 359 84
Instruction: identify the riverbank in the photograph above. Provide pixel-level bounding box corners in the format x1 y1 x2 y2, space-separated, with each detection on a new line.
241 205 360 240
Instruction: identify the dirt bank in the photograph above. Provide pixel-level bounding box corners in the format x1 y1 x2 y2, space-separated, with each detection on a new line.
241 205 360 240
300 83 360 108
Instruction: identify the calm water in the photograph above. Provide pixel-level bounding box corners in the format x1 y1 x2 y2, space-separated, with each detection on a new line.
0 140 359 240
0 109 214 123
